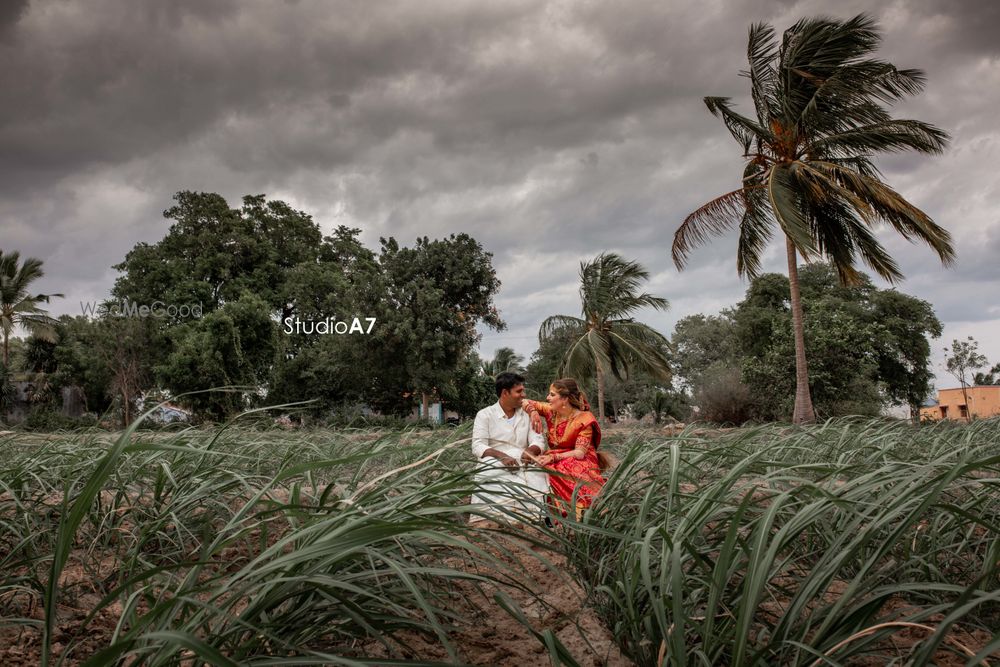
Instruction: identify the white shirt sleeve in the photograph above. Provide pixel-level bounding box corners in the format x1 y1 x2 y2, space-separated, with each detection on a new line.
472 409 491 459
527 415 546 451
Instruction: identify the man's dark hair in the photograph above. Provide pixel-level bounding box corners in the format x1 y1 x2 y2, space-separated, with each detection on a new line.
495 372 525 397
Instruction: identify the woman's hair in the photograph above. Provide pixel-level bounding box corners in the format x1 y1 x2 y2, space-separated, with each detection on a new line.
551 378 589 411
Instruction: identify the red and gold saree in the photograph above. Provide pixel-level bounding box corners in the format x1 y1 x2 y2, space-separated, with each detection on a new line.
524 400 605 514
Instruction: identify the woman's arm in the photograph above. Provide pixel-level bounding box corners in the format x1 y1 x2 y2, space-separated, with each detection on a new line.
562 424 594 461
521 399 552 417
549 424 593 462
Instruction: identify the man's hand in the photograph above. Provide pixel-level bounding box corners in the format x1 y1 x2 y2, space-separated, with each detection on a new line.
499 455 520 470
482 447 522 471
530 410 543 434
521 445 542 465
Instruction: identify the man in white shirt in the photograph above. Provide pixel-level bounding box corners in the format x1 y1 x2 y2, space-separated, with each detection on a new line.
470 372 548 523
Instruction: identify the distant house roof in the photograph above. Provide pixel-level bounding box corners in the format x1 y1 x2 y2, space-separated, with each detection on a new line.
921 398 939 407
936 385 1000 393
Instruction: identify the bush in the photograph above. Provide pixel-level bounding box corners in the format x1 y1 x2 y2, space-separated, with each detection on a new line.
0 363 14 421
695 364 755 425
20 408 99 432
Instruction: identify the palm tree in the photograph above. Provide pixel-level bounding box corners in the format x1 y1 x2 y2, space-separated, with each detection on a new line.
540 252 671 422
0 250 63 367
672 15 954 424
481 347 525 377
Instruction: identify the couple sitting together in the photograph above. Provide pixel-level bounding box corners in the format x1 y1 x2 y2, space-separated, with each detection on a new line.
470 372 608 523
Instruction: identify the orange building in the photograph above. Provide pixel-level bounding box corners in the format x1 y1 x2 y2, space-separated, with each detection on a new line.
919 386 1000 421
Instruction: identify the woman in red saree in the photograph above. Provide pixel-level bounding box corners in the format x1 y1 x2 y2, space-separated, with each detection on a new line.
522 378 606 519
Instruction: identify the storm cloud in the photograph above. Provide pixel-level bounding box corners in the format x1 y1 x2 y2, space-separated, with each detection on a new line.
1 0 998 389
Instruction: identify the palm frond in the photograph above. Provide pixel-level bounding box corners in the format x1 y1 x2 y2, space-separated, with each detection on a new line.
18 315 60 342
704 97 773 153
767 164 817 257
736 184 774 278
672 189 755 270
605 321 672 381
539 315 585 344
810 161 955 265
559 327 603 381
579 253 669 322
808 119 948 157
602 293 669 321
743 22 779 124
811 195 901 284
799 63 927 131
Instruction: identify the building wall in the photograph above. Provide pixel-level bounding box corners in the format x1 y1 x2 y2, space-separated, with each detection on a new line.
919 386 1000 421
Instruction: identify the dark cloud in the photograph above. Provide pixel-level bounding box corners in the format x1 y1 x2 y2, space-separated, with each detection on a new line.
1 0 999 385
0 0 28 36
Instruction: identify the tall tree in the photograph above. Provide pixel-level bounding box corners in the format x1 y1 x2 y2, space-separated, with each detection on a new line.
377 234 504 419
671 313 739 391
0 250 62 367
540 252 671 422
98 317 157 428
944 337 987 421
672 15 954 424
113 192 323 320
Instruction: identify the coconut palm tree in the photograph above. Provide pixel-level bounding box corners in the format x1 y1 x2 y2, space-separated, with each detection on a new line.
481 347 525 377
540 252 671 422
672 15 954 424
0 250 62 367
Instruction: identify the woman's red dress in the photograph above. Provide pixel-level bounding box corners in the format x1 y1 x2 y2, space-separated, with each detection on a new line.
525 400 605 513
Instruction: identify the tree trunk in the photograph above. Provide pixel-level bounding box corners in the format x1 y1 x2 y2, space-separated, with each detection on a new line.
421 391 431 422
2 331 8 367
786 236 816 424
121 388 131 430
595 363 606 423
960 382 971 422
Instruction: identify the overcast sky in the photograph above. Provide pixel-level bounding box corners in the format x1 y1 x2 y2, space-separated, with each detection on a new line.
2 0 998 393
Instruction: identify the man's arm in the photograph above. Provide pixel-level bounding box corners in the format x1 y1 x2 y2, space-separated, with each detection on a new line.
520 415 546 463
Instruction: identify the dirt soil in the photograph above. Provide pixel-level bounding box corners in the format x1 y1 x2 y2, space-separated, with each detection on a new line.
0 518 631 666
361 520 633 666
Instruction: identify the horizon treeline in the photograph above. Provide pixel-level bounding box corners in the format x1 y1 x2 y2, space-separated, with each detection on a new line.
0 190 970 428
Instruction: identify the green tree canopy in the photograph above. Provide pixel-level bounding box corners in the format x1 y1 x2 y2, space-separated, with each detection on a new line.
113 192 323 319
375 234 503 418
671 313 740 391
973 362 1000 386
157 292 277 420
673 263 942 421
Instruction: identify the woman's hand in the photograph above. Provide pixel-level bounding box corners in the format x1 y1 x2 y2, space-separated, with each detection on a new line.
529 410 543 434
534 453 555 466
